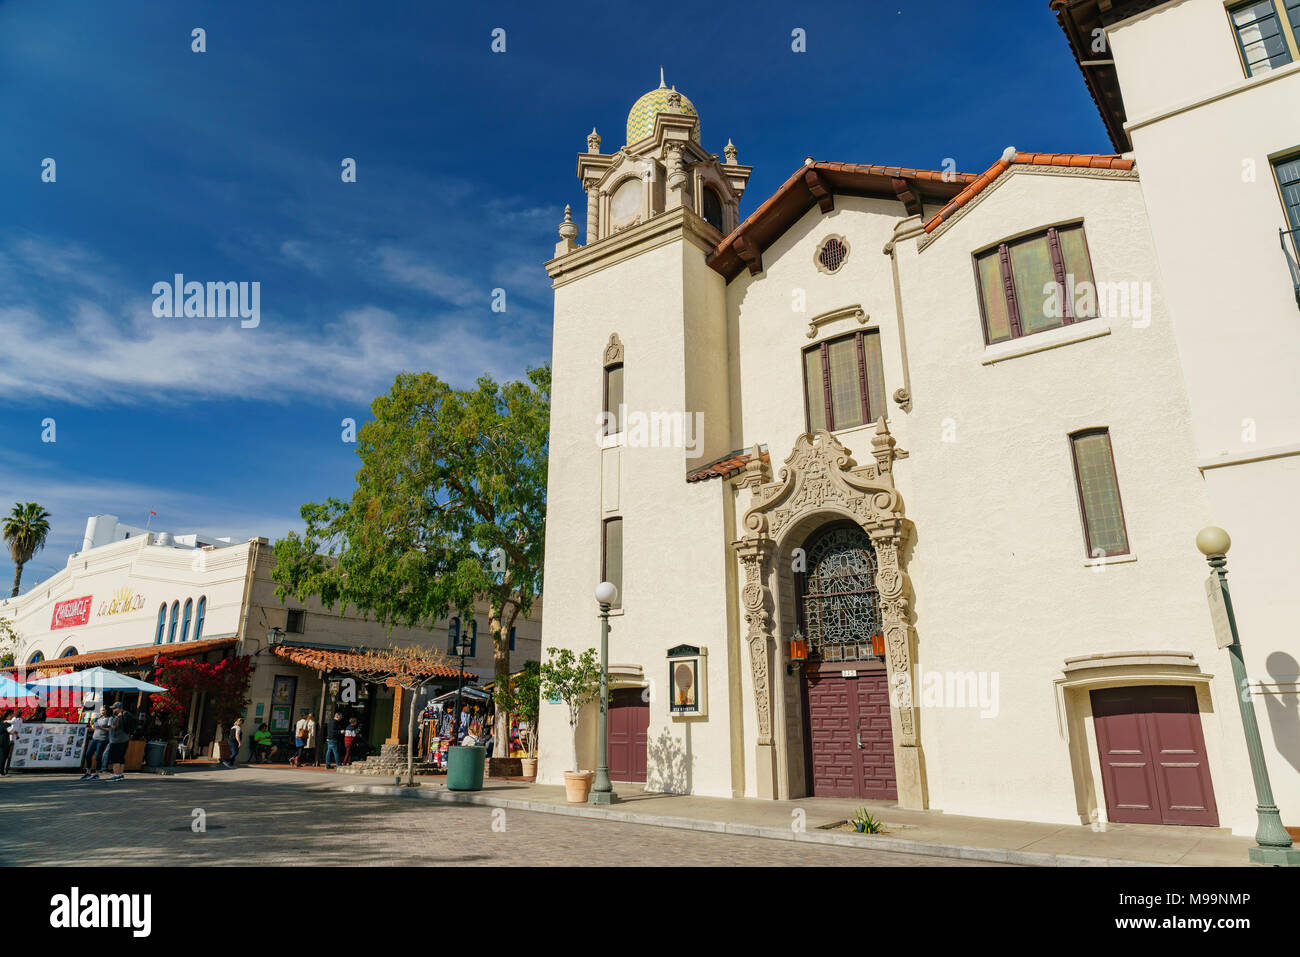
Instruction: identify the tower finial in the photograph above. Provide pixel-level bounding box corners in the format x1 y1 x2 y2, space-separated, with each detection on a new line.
659 65 666 88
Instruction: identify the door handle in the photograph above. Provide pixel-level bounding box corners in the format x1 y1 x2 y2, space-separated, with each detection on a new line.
856 719 863 750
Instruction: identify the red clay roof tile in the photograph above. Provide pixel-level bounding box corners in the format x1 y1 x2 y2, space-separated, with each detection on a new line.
922 150 1135 233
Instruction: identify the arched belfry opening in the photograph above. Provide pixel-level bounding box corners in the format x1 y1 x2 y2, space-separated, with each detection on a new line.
731 422 925 807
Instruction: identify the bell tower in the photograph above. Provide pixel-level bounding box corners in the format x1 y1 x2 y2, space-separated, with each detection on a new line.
570 69 752 245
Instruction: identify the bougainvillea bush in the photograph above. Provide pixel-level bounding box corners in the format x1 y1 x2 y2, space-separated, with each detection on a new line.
150 655 253 736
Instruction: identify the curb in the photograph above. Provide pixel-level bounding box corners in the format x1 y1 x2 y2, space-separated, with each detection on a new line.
339 783 1170 868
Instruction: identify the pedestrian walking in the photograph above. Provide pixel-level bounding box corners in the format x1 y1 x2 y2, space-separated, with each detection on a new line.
104 702 131 782
0 709 12 776
342 716 361 765
291 711 310 766
324 711 344 769
224 716 244 768
80 706 111 780
303 713 317 766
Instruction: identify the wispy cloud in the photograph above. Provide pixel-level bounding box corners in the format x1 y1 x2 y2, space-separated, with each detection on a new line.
0 238 548 407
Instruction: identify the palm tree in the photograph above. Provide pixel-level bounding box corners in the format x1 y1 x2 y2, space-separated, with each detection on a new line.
4 502 52 597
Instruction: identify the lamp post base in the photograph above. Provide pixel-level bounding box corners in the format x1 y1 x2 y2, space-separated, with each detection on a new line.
588 789 620 805
1249 845 1300 866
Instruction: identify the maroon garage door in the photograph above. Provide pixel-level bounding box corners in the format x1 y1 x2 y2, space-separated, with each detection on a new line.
804 666 896 799
607 688 649 783
1091 685 1218 826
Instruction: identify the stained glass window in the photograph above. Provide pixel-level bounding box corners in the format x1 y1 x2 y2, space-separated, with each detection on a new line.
976 250 1012 343
802 330 885 433
799 525 882 663
973 224 1096 344
1071 429 1130 558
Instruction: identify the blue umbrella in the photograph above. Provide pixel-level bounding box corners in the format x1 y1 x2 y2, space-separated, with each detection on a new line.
0 673 37 700
28 666 166 693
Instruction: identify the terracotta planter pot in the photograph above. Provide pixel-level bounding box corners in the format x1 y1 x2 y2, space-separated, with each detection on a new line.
564 770 595 803
521 757 538 778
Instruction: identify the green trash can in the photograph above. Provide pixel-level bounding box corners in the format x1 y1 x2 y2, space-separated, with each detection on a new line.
446 745 486 791
145 740 167 768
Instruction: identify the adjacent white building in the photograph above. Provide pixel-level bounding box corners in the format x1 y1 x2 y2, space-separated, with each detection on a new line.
536 13 1297 837
3 526 541 759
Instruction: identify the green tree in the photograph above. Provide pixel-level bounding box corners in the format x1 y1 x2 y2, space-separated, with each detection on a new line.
0 615 19 667
493 658 541 757
4 502 51 597
539 647 601 773
272 367 549 753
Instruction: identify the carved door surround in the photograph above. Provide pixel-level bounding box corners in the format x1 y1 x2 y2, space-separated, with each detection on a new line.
732 420 926 807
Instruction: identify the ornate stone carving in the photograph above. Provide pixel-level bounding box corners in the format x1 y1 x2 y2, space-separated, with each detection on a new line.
732 422 921 769
724 138 737 165
736 543 774 743
602 332 624 368
587 127 601 154
664 143 686 191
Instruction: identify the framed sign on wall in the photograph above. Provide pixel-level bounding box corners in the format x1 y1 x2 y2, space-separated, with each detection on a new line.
667 645 707 718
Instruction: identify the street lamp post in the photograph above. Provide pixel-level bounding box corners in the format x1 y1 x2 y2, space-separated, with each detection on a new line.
590 581 619 805
450 617 468 745
1196 526 1300 866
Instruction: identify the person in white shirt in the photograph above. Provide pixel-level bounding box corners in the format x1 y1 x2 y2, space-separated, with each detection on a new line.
291 712 310 766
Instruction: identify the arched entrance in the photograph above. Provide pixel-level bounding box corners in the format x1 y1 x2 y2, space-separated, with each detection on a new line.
732 422 925 806
797 523 897 799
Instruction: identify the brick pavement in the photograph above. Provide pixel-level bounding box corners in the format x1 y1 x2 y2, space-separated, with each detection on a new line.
0 772 997 867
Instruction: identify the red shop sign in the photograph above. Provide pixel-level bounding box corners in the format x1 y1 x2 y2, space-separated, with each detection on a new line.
51 595 93 630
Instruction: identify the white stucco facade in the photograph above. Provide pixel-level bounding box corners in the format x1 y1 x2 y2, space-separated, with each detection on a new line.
1101 0 1300 825
537 59 1293 836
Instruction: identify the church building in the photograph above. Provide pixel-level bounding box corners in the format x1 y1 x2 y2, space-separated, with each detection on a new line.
538 0 1300 837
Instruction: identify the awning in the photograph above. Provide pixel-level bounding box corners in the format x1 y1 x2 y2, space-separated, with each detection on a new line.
271 643 474 680
429 686 490 705
4 636 238 675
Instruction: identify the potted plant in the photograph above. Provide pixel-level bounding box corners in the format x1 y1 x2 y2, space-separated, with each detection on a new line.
851 807 884 834
512 661 542 778
539 647 601 803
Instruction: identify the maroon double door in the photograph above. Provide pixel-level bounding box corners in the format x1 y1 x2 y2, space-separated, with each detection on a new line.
803 664 897 799
1091 685 1218 826
606 688 649 783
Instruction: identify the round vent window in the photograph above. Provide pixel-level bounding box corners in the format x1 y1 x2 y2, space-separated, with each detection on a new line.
816 235 849 274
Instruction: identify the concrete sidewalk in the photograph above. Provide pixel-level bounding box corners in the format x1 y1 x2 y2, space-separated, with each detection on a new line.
186 765 1257 867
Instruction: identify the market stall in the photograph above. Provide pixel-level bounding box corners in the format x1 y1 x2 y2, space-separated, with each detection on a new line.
418 686 490 768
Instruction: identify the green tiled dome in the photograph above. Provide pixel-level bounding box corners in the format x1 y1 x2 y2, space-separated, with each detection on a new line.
626 85 700 146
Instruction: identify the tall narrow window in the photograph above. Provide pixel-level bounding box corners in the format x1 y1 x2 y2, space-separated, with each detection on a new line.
167 601 180 643
1229 1 1299 77
194 596 206 642
448 617 461 655
802 329 886 433
469 619 478 658
180 598 193 642
509 626 516 651
1070 429 1131 558
604 363 624 435
602 517 623 609
974 224 1096 344
602 332 625 436
155 604 167 645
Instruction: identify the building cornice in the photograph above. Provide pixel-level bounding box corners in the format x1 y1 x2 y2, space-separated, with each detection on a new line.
545 205 719 289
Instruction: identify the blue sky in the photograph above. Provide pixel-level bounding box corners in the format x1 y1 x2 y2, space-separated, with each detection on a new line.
0 0 1110 585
